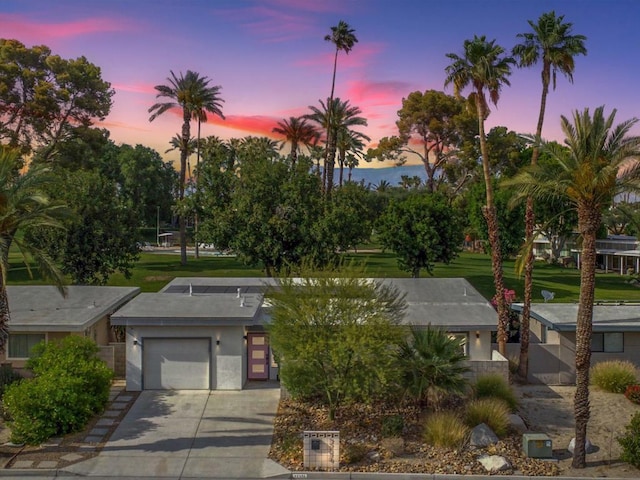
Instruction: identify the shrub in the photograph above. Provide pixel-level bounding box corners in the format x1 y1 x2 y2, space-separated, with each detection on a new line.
465 398 510 437
0 365 22 397
625 384 640 405
591 361 638 393
474 374 518 411
423 411 469 449
381 414 404 437
618 412 640 468
3 336 113 444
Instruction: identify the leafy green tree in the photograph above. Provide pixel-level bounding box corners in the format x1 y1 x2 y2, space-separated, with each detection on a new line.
445 35 515 355
148 70 224 265
0 39 113 158
368 90 473 192
0 148 67 351
377 192 462 277
267 273 406 418
272 116 319 169
336 127 369 186
323 182 376 252
397 327 469 405
513 11 587 379
505 106 640 468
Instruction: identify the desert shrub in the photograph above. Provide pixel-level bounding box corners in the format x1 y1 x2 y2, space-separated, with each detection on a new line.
465 398 510 437
423 411 469 449
0 365 22 397
3 336 113 444
591 361 638 393
474 374 518 411
625 384 640 405
618 411 640 467
342 442 369 464
381 414 404 437
381 436 404 458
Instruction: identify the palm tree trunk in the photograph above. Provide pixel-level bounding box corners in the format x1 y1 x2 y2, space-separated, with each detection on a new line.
195 120 201 260
519 66 551 378
179 114 190 266
476 98 509 355
323 48 339 196
572 205 599 468
0 246 10 352
291 140 298 170
338 149 345 187
326 131 337 198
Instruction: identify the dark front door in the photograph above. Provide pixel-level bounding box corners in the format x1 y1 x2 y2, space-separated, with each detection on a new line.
247 333 269 380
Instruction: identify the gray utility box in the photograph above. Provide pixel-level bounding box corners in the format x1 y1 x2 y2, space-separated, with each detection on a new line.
523 433 553 458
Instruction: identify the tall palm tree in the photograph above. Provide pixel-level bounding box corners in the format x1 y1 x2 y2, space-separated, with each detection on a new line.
513 12 587 378
324 21 358 188
148 70 224 265
0 148 67 351
272 116 319 169
306 98 367 196
505 107 640 468
445 36 515 355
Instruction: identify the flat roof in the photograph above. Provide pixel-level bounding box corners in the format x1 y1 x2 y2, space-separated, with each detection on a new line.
512 303 640 332
128 277 498 331
8 286 140 332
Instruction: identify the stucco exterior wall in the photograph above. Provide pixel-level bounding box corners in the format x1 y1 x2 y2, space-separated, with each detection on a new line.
467 330 492 360
125 326 246 391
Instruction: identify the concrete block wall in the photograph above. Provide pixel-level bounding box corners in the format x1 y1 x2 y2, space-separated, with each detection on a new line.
464 350 509 384
97 345 114 371
111 342 126 378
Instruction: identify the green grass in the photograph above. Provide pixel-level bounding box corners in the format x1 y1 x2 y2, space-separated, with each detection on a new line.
9 250 640 300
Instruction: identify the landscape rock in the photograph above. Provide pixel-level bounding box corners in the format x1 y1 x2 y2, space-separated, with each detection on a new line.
568 437 597 454
508 414 527 433
367 450 381 462
478 454 511 472
470 423 499 448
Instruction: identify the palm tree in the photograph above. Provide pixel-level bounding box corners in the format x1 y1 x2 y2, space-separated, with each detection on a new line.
336 127 369 186
505 107 640 468
324 21 358 188
306 98 367 196
445 36 515 355
0 148 67 351
272 116 319 169
513 12 587 378
148 70 224 265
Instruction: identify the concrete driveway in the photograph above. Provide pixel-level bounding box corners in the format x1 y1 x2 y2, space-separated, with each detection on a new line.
64 384 289 479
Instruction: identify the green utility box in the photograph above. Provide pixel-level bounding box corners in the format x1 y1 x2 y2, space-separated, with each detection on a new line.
523 433 553 458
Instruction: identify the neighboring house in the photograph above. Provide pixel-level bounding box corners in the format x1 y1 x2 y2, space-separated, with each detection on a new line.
510 302 640 385
4 286 140 374
112 277 503 392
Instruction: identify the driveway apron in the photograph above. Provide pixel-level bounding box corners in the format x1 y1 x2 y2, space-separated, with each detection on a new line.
63 385 289 479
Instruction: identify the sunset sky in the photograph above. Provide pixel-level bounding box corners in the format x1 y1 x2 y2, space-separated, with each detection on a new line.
2 0 639 168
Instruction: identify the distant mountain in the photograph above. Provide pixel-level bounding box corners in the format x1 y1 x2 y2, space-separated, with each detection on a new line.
348 164 426 188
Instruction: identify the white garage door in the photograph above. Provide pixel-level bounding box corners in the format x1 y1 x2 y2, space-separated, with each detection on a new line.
143 338 211 389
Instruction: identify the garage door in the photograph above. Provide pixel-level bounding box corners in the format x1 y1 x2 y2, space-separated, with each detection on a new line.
143 338 211 389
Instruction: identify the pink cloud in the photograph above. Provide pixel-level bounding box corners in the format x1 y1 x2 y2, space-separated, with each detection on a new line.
96 119 150 132
346 80 411 108
260 0 348 14
296 42 384 69
209 114 280 137
0 14 129 42
113 83 157 95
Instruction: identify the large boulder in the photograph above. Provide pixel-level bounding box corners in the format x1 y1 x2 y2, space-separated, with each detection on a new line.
568 437 597 454
478 454 511 472
508 414 527 433
470 423 499 448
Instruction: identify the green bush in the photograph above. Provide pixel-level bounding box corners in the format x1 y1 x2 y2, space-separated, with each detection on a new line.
423 412 469 449
591 361 638 393
0 365 22 397
625 384 640 405
465 398 510 437
381 414 404 437
474 374 518 411
3 336 113 444
618 412 640 468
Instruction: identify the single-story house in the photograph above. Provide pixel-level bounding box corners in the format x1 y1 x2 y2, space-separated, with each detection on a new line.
510 302 640 385
4 285 140 374
111 277 502 392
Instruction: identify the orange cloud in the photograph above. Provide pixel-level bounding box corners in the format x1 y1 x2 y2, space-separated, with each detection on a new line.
96 119 151 132
0 14 129 42
209 114 280 137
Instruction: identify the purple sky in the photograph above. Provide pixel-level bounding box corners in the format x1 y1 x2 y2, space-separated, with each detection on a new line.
2 0 639 168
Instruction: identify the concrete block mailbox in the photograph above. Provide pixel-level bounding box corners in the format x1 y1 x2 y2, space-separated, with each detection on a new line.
303 431 339 470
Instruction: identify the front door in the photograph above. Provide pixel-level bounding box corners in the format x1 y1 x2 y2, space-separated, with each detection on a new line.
247 333 269 380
